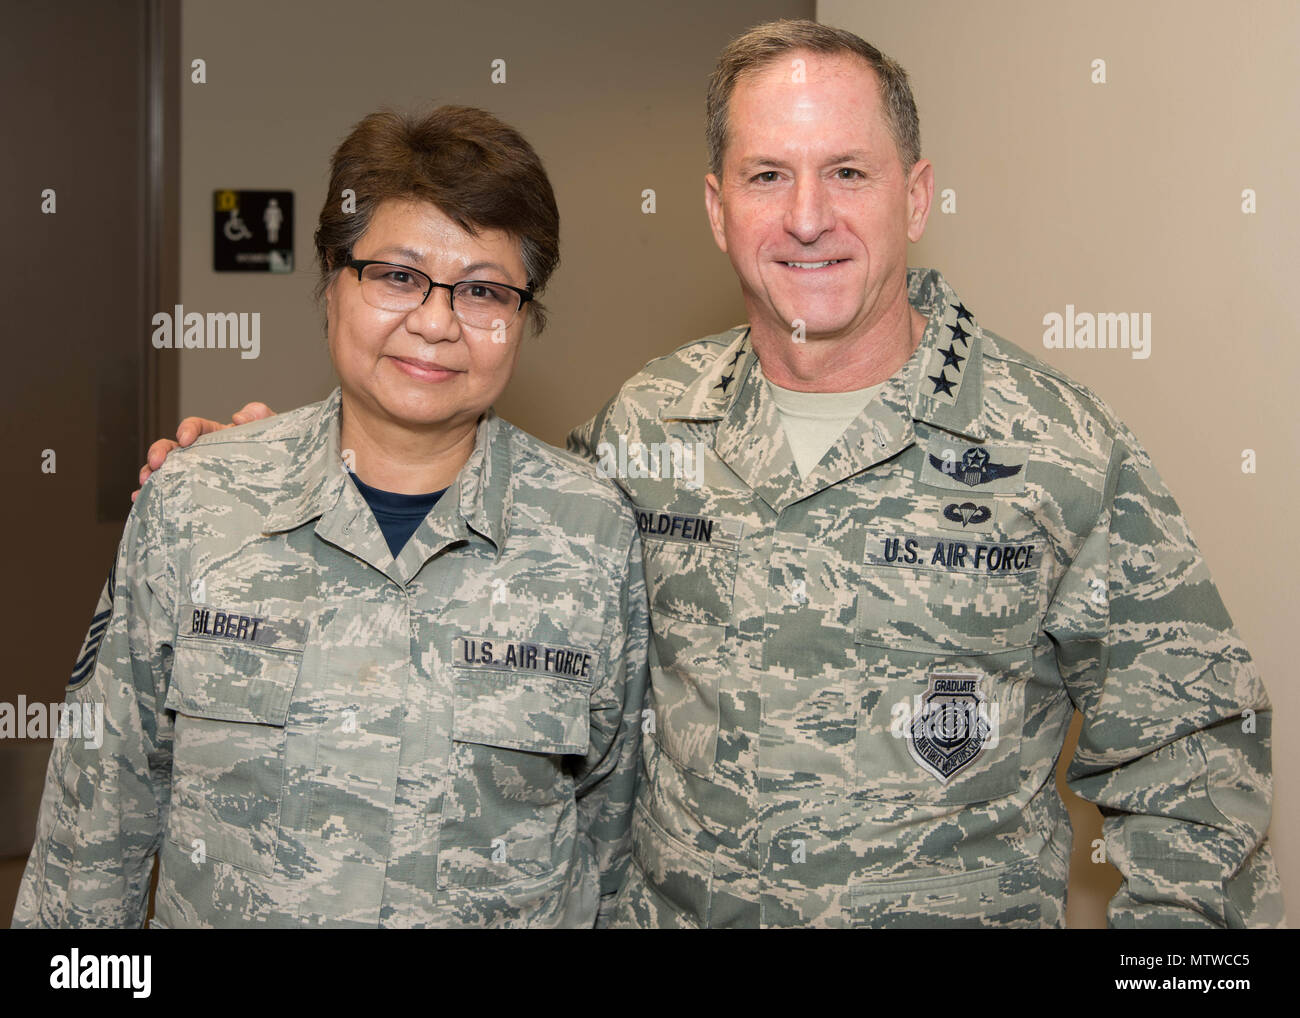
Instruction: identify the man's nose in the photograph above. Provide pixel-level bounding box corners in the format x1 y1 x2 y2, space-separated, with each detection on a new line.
783 175 835 244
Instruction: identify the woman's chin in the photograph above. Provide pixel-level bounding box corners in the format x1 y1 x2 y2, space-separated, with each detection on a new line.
385 398 488 432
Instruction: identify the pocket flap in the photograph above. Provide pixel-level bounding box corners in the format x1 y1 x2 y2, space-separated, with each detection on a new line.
168 605 307 725
851 851 1043 928
856 563 1039 653
452 669 590 755
640 534 740 627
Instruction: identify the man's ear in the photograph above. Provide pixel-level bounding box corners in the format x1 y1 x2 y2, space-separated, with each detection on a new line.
906 158 935 243
704 172 728 253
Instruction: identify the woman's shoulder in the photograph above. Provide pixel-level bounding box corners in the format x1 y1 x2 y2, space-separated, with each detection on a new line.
187 399 329 453
150 397 333 496
493 416 635 522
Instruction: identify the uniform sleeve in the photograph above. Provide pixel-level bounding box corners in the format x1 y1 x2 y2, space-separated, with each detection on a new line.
572 517 651 928
10 473 177 929
1044 421 1285 928
565 395 618 465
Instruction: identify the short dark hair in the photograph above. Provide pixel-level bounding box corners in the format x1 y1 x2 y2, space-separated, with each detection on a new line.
313 105 560 333
706 19 921 177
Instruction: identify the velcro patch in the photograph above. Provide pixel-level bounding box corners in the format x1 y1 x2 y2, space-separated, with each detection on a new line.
934 499 998 534
919 445 1028 493
907 669 996 782
180 602 309 651
634 506 742 549
454 634 598 681
869 534 1037 574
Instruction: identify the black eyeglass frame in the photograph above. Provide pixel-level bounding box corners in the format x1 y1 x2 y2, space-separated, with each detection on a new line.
344 258 534 320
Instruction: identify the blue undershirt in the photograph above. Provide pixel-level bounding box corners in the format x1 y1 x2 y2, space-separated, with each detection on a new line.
349 473 447 558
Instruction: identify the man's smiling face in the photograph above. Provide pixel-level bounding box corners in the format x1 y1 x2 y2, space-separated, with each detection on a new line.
705 49 931 347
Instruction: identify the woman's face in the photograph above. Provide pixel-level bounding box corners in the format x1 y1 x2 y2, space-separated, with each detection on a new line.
326 198 529 435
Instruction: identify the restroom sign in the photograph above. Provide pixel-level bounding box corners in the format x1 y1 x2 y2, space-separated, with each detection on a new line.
213 189 293 272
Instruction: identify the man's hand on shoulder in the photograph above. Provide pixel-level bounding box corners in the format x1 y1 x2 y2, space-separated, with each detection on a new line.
132 401 276 501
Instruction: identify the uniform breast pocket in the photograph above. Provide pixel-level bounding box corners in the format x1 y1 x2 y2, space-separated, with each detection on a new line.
441 651 591 890
851 559 1042 805
639 533 740 777
164 626 306 875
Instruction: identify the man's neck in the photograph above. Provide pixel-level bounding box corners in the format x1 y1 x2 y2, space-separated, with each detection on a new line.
340 397 478 495
748 288 927 393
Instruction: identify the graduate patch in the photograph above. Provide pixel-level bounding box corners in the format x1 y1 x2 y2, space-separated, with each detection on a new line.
907 670 997 782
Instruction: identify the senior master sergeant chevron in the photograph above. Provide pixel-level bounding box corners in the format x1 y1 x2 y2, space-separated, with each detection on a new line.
567 21 1284 928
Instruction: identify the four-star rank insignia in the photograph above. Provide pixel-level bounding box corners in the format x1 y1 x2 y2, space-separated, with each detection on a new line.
923 303 977 407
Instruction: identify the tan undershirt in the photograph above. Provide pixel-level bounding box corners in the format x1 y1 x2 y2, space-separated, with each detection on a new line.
765 377 887 478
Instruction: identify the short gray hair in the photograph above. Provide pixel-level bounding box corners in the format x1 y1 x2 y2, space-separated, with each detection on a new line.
706 19 921 177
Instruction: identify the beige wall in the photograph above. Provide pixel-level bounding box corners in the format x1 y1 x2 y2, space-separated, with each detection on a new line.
820 0 1298 925
179 0 809 438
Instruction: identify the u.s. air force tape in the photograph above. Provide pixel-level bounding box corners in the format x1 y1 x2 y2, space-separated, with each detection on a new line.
869 535 1037 574
453 635 598 680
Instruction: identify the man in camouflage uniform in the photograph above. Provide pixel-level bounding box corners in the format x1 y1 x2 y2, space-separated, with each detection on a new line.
569 269 1281 927
13 388 649 927
566 22 1283 927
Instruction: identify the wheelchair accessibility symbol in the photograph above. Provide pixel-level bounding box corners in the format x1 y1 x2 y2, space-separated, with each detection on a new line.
223 208 253 242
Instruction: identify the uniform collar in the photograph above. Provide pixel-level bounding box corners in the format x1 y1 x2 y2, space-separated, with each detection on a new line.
658 268 989 510
904 266 988 443
261 388 350 534
448 409 512 556
662 269 987 436
262 388 512 566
